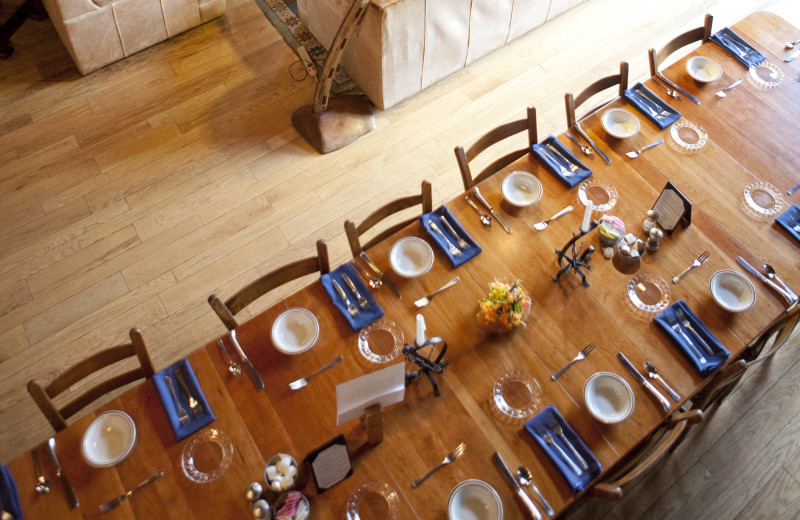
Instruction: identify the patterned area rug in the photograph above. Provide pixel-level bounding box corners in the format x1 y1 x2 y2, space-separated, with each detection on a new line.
254 0 356 93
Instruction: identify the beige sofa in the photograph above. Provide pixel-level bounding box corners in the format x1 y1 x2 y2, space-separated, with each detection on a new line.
43 0 225 74
297 0 587 110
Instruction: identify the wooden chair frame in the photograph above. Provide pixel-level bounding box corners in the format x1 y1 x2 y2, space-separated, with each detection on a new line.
565 61 629 129
648 14 713 76
27 327 155 432
208 239 331 330
344 180 433 257
454 106 538 191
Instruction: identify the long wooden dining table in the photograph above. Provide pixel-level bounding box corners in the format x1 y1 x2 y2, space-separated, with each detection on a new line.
6 10 799 520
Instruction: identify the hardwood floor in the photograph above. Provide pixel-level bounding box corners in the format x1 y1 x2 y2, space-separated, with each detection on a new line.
1 0 799 517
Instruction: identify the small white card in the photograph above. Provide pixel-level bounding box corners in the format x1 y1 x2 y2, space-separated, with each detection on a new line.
335 363 405 425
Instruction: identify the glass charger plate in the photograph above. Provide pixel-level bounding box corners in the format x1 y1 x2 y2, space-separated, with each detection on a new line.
358 319 404 364
181 429 233 484
747 61 783 89
742 181 784 218
668 119 707 153
626 273 671 315
577 178 618 212
345 481 400 520
490 371 542 424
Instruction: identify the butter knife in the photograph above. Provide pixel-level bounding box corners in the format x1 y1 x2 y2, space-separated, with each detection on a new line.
786 48 800 62
230 330 265 391
473 187 511 234
617 352 671 413
655 72 700 104
572 123 611 165
492 452 542 520
737 256 796 304
360 252 401 299
45 437 79 509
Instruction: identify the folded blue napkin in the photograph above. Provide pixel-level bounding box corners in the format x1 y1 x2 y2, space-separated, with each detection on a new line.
711 28 766 68
321 263 384 331
776 204 800 245
0 463 23 520
153 359 215 441
532 136 592 188
623 83 681 130
419 206 481 267
654 300 729 376
524 405 602 493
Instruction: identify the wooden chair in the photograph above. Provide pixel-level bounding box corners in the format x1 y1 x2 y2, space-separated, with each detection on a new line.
649 14 713 76
565 61 629 129
454 106 538 191
208 239 330 330
589 409 704 500
27 328 155 432
344 180 433 257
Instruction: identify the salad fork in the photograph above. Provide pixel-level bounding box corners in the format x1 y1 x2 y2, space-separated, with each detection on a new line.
439 215 469 249
429 221 462 256
175 368 203 417
98 470 164 513
332 279 359 317
667 311 706 363
535 424 581 476
164 376 189 425
676 308 714 356
672 250 710 283
715 78 743 98
289 355 343 390
412 442 466 488
551 343 595 380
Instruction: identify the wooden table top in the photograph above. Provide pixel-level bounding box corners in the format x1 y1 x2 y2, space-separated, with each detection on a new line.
7 10 799 520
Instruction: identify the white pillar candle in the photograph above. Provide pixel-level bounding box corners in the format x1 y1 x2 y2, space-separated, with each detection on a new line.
416 314 426 346
580 203 593 232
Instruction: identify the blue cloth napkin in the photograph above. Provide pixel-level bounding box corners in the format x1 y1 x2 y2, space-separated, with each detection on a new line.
532 136 592 188
321 263 384 330
711 28 766 68
654 300 729 376
776 204 800 245
0 463 23 520
153 359 215 441
419 205 481 267
623 83 681 130
524 405 602 493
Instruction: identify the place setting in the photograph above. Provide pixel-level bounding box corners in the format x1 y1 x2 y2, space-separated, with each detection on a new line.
532 136 592 187
653 300 730 376
321 263 385 330
623 82 681 129
419 205 482 266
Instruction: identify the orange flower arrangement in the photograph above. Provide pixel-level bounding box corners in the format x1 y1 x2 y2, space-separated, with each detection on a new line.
476 279 532 333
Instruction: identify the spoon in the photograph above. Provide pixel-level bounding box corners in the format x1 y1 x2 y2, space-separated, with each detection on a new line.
651 76 680 100
32 447 51 494
786 38 800 49
517 466 554 517
643 361 680 402
564 130 593 156
465 195 491 226
715 78 743 98
763 263 798 302
217 339 242 375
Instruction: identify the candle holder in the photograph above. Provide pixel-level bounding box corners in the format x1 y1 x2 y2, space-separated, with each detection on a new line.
553 221 599 287
403 337 448 397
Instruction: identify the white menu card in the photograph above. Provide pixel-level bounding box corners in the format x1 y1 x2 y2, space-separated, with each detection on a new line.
335 363 405 425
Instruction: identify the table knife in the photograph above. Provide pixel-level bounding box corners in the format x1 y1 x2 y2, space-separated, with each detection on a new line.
617 353 671 413
785 48 800 62
655 72 700 104
45 437 79 509
736 257 796 304
360 252 401 299
492 452 542 520
572 123 611 165
230 330 265 391
473 187 512 234
787 180 800 195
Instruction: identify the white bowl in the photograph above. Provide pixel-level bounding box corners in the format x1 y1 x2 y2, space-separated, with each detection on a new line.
686 56 722 83
710 270 756 312
584 372 634 424
502 171 542 207
448 479 503 520
81 410 136 467
271 308 319 354
601 108 640 139
389 237 433 278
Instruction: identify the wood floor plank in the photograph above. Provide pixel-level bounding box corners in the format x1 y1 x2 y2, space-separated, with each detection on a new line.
733 468 800 520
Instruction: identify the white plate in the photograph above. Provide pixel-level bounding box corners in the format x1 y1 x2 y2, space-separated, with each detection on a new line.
271 308 319 355
81 410 136 468
502 171 542 207
601 108 640 139
448 479 502 520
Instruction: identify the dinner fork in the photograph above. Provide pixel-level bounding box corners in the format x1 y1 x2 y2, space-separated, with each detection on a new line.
164 376 189 425
439 215 469 249
289 355 343 390
634 88 671 118
626 139 664 159
332 279 359 317
98 470 164 513
546 144 579 175
535 424 581 476
342 273 368 309
715 78 743 98
672 250 710 283
551 343 595 380
547 416 588 471
414 276 460 308
411 442 466 488
429 221 462 256
676 308 714 356
564 131 593 156
175 368 203 417
667 311 706 363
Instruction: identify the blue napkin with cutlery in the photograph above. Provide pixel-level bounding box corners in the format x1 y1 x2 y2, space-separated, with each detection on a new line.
711 28 766 68
0 463 23 520
154 359 215 441
524 405 601 493
419 206 481 267
532 136 592 188
654 300 729 376
623 83 681 130
775 204 800 245
321 263 384 331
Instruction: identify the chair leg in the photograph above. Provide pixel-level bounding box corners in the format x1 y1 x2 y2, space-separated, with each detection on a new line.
0 0 48 59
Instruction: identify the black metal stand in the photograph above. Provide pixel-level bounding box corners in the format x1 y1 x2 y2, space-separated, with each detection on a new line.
553 220 599 287
403 337 448 397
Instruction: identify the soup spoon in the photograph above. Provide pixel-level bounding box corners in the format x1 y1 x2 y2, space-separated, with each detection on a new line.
32 448 51 494
763 263 798 301
517 466 554 516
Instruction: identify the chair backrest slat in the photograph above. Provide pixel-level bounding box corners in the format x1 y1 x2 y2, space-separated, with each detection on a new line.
648 14 713 76
565 62 629 128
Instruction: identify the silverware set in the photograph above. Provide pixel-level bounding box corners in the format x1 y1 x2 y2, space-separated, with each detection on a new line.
533 423 584 476
360 252 401 299
517 466 554 517
633 88 671 119
473 187 512 233
493 452 542 520
165 375 190 426
651 75 680 100
551 343 596 380
231 330 265 391
217 339 242 375
545 143 579 176
165 367 204 424
672 250 710 283
666 310 707 363
289 355 343 390
429 221 462 256
737 256 798 304
32 447 50 495
617 352 671 412
643 361 680 402
655 71 700 104
46 437 79 509
465 195 492 226
411 442 466 488
332 279 359 317
334 272 371 316
99 470 164 513
564 130 593 156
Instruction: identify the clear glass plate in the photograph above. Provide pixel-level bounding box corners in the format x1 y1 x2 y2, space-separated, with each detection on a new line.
668 119 707 153
742 181 784 218
490 371 542 424
747 61 784 90
626 273 671 314
344 481 400 520
358 319 404 364
181 429 234 484
577 178 618 212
